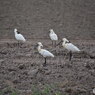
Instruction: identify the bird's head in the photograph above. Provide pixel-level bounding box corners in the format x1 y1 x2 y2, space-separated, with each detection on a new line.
14 28 20 34
34 42 43 50
62 38 69 43
38 42 43 47
62 38 71 44
56 38 70 46
14 28 17 33
49 29 54 34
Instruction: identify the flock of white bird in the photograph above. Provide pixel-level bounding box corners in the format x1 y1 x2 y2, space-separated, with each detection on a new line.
14 28 80 66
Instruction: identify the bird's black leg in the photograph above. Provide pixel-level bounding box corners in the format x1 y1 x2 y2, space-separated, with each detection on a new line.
18 41 19 47
52 41 53 46
43 58 47 66
55 41 56 47
19 42 22 48
69 51 72 61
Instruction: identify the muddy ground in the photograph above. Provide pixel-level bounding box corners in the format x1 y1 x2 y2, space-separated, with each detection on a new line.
0 0 95 95
0 39 95 95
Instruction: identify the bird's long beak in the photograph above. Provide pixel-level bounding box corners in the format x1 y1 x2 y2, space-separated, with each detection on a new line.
56 40 62 46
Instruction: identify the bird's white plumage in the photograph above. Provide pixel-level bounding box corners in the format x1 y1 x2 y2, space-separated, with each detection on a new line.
39 49 54 57
14 28 26 42
37 42 54 58
93 88 95 94
62 38 80 52
63 43 80 52
49 29 58 41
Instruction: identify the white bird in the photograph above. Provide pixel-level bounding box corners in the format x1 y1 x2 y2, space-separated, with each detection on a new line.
57 38 80 61
35 42 54 66
14 28 26 46
49 29 58 47
93 88 95 94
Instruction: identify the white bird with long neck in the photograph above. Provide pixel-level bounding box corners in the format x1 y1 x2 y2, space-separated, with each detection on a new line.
57 38 80 61
36 42 54 66
62 38 80 52
63 38 80 61
14 28 26 46
14 28 26 42
49 29 58 47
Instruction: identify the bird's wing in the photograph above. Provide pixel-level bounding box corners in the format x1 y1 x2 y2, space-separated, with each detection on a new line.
17 34 26 42
41 49 54 57
66 43 80 52
50 34 58 40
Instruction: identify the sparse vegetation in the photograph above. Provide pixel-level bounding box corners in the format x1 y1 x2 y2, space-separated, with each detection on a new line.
31 84 63 95
0 84 63 95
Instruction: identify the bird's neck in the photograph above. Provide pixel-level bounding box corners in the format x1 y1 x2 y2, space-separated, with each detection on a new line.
14 31 17 35
62 41 66 46
51 32 54 34
37 46 42 52
62 41 71 47
63 41 70 45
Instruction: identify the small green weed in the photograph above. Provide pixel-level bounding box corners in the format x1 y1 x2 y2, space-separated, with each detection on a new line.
31 84 63 95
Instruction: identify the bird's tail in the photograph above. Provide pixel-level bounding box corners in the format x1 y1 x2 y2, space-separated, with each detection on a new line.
51 54 54 57
23 39 26 42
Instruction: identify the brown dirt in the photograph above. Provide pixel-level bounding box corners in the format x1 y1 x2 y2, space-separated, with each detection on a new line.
0 0 95 95
0 39 95 95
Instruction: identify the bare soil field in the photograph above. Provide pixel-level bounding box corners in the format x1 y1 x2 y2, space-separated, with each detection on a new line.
0 0 95 95
0 39 95 95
